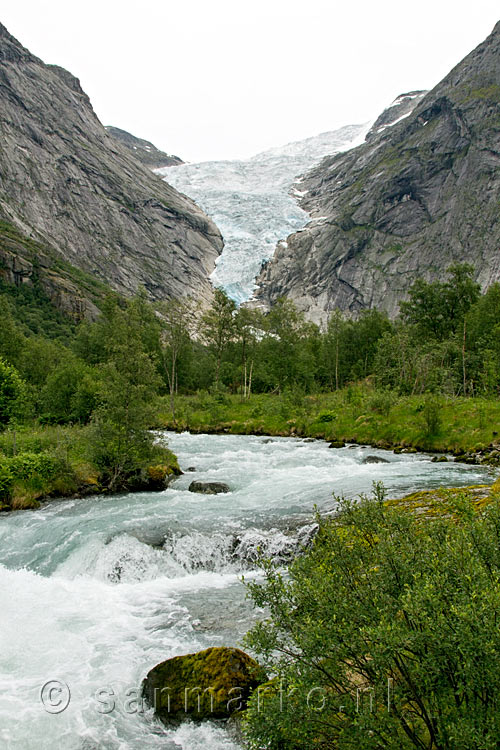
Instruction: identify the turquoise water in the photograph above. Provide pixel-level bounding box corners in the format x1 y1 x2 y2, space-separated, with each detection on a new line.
0 433 493 749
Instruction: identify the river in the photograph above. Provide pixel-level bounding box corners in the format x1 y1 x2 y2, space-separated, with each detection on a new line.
0 433 493 749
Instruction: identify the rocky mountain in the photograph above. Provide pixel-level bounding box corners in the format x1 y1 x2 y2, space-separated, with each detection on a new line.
255 21 500 325
365 91 427 140
0 23 222 318
159 124 368 303
105 126 183 169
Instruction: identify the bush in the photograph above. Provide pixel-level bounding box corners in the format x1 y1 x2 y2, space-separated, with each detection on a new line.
368 389 397 416
0 451 65 503
243 485 500 749
0 358 25 426
422 396 442 436
0 456 13 499
316 409 336 423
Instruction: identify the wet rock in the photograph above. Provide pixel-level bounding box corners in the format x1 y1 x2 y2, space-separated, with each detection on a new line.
329 440 346 449
145 465 181 490
362 455 390 464
142 646 264 724
185 467 197 472
188 481 230 494
431 455 449 463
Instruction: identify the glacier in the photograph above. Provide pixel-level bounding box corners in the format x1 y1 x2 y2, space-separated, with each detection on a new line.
156 124 369 303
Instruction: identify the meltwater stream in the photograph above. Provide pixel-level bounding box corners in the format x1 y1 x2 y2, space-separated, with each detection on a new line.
0 433 494 749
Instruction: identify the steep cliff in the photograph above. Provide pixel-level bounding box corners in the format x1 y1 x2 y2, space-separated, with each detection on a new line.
255 22 500 324
105 127 183 169
0 23 223 314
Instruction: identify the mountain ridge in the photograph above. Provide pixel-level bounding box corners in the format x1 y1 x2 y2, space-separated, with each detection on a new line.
254 21 500 324
0 23 223 316
105 126 183 169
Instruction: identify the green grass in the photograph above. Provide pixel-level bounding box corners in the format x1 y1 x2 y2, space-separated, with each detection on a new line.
156 385 500 454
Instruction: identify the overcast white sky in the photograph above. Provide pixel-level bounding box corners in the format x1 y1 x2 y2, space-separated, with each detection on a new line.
2 1 499 162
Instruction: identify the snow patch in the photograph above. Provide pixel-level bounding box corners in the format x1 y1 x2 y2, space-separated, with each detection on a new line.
376 110 413 133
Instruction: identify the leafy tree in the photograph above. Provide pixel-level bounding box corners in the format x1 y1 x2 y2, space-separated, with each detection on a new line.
0 358 25 427
157 297 197 419
400 264 480 340
244 486 500 750
39 358 99 424
234 306 263 399
201 289 236 389
0 296 25 366
261 298 318 392
87 299 162 490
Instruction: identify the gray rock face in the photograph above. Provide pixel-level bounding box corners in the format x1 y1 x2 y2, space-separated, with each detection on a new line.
365 91 427 140
255 22 500 325
0 24 223 308
105 126 183 169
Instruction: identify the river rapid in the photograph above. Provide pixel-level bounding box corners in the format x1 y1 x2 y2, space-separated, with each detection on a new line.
0 433 494 749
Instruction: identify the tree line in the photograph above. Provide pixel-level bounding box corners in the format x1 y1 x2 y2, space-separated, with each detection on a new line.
2 263 500 432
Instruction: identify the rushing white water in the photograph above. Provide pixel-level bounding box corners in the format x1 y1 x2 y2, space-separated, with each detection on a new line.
0 433 494 749
157 125 368 303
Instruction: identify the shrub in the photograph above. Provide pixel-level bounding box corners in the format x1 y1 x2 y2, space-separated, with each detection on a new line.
0 358 25 426
316 409 336 423
422 396 442 436
244 485 500 749
368 389 397 416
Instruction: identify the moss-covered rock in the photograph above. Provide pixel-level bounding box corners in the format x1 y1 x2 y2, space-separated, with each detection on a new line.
142 646 265 724
145 463 180 490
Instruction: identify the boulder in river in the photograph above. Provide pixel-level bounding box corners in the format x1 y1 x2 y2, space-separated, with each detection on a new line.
329 440 346 449
189 480 230 494
145 465 181 490
362 455 390 464
142 646 264 723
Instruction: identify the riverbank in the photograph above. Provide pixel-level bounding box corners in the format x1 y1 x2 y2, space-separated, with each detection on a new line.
156 388 500 465
0 423 180 511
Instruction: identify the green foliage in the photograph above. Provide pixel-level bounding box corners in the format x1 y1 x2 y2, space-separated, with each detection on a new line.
244 486 500 749
85 296 164 490
422 395 443 437
0 450 66 502
0 358 25 426
39 358 99 424
316 409 336 423
201 289 237 388
159 388 500 455
400 263 480 340
0 277 76 343
368 389 397 416
0 455 13 499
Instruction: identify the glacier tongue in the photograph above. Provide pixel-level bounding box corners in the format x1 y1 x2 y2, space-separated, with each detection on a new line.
157 123 369 303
